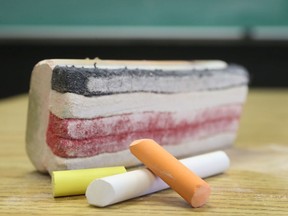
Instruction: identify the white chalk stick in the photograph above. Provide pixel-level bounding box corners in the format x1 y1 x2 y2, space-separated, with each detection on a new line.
86 151 230 207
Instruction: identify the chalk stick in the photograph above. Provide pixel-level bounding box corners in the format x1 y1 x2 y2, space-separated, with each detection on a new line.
52 166 126 197
129 139 211 207
86 151 229 207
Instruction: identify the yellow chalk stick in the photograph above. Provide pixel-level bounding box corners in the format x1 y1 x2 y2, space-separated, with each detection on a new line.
52 166 126 197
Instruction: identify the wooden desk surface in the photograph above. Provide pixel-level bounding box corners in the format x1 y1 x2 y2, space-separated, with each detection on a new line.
0 89 287 215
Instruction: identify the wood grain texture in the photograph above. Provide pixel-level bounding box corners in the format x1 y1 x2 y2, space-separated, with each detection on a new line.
0 89 288 215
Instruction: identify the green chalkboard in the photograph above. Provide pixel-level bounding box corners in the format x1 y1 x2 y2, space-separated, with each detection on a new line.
1 0 288 40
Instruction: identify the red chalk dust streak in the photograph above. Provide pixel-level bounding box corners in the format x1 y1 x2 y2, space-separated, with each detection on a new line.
46 104 242 158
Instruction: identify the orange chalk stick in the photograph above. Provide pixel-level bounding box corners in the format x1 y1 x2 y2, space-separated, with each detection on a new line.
129 139 211 207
